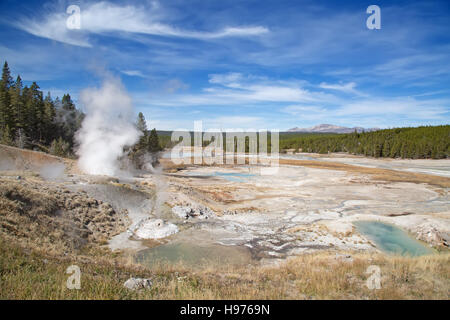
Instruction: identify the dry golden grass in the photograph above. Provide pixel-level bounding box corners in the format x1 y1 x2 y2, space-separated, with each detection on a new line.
0 144 63 169
0 178 130 254
1 237 448 300
0 144 81 175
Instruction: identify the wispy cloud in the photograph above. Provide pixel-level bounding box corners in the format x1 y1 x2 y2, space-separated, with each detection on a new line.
280 97 449 128
120 70 147 78
200 116 264 130
143 72 449 129
164 79 189 93
319 82 358 94
149 72 333 106
282 105 328 116
2 0 449 130
335 98 449 120
14 1 268 47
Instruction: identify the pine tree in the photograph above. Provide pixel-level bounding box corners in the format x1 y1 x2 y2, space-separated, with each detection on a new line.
49 137 70 157
22 86 33 138
0 124 13 145
0 61 13 131
62 94 75 111
10 75 23 131
26 82 45 141
0 82 5 130
136 112 148 133
148 128 161 152
134 112 149 150
14 128 28 148
43 92 56 142
55 93 83 147
1 62 13 87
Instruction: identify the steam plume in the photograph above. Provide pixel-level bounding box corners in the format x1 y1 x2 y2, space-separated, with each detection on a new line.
76 78 140 176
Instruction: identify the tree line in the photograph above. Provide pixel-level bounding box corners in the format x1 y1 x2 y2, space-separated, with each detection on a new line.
279 125 449 159
0 61 162 161
168 126 449 160
0 61 84 156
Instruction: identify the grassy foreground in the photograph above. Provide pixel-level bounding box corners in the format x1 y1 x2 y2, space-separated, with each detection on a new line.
1 237 448 300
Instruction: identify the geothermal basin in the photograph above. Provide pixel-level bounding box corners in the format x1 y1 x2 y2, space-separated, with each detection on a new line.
93 154 450 267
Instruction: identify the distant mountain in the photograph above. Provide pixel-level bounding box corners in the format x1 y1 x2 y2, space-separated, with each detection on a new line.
287 124 379 134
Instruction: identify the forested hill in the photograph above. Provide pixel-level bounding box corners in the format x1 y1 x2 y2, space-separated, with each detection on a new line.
0 61 84 156
280 125 449 159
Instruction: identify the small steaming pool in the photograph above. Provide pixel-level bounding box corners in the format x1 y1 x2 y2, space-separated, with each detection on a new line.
135 242 253 268
354 221 434 256
212 172 255 182
187 171 255 182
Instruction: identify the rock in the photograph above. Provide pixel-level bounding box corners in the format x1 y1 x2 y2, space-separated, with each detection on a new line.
172 205 215 220
123 277 152 290
414 223 448 247
223 210 238 215
172 205 193 219
133 218 178 239
196 205 215 219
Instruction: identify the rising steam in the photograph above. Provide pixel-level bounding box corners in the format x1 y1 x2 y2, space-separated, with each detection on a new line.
76 78 141 176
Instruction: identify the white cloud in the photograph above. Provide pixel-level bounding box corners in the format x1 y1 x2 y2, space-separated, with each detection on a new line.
149 73 332 107
15 1 269 47
164 79 189 93
335 98 449 120
121 70 146 78
282 105 327 115
319 82 358 94
202 116 263 130
145 116 270 131
17 16 91 47
279 97 449 128
209 72 244 86
138 72 449 130
280 105 336 123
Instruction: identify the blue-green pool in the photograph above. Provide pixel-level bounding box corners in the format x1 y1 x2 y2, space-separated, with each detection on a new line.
212 172 255 182
354 221 434 256
187 171 255 182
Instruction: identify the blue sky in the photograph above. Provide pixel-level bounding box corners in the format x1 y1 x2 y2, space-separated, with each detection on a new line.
0 0 449 130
